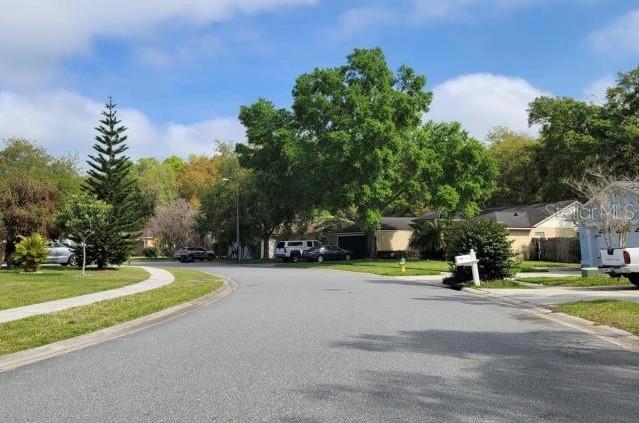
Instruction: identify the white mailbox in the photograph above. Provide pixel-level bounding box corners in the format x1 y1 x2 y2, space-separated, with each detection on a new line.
455 254 475 266
454 249 480 287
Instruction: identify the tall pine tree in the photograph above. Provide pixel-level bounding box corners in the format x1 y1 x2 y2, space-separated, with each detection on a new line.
83 98 141 268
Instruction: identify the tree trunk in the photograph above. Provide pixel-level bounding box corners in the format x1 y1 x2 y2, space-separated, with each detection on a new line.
262 234 271 260
366 228 377 259
82 241 87 276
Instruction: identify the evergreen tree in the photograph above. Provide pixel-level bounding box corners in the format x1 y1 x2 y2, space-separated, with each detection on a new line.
83 98 141 268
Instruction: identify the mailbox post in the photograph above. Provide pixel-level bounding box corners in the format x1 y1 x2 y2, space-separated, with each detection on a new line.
454 249 480 287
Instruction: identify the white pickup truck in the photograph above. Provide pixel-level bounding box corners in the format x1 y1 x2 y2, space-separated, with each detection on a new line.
599 248 639 286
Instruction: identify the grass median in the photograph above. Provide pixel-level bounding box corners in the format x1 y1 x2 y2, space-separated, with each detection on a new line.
555 300 639 335
277 259 449 276
516 276 633 287
0 266 149 310
0 267 223 356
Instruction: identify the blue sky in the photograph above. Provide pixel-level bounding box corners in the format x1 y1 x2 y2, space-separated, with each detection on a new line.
0 0 638 159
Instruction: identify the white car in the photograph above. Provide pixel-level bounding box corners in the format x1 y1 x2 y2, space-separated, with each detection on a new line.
46 241 78 266
275 240 321 262
599 247 639 286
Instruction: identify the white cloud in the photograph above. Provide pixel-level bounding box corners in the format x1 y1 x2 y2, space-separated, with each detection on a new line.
0 90 245 160
427 73 550 140
583 75 615 104
334 0 593 38
589 9 639 54
0 0 317 86
136 35 227 67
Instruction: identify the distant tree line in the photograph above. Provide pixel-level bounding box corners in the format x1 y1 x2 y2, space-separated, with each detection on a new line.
2 49 638 262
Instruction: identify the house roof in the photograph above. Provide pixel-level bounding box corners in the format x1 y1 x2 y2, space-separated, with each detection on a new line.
477 200 577 228
414 211 464 222
333 216 417 233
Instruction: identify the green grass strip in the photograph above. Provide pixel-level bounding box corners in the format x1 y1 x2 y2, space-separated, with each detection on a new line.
0 266 149 311
0 267 222 356
556 300 639 335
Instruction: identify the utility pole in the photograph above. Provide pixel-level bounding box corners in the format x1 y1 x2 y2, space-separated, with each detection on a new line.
235 183 240 264
223 178 241 264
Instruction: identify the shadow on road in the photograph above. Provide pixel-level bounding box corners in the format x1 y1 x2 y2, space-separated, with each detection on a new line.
291 328 639 421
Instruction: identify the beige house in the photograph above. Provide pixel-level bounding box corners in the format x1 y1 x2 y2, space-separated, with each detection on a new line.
476 200 579 257
326 201 579 259
325 217 417 258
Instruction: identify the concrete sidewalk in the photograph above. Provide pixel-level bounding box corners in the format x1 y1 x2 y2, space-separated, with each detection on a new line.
0 266 174 324
476 285 639 306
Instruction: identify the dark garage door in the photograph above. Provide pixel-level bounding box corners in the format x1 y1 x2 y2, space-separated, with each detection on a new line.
338 235 367 259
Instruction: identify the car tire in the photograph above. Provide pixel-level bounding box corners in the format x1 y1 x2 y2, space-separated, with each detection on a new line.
291 254 300 263
68 255 79 267
345 254 351 261
627 274 639 287
317 255 324 263
186 255 195 263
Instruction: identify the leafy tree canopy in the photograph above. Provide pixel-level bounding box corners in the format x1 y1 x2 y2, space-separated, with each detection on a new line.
486 127 541 206
528 66 639 200
291 48 433 232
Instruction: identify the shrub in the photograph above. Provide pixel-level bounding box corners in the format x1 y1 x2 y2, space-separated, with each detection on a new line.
142 247 158 258
13 234 48 272
446 219 515 282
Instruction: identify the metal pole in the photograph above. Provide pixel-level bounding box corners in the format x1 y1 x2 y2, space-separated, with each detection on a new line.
470 249 480 287
236 185 240 264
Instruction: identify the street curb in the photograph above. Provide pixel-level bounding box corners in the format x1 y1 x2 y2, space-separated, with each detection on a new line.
463 286 639 353
0 276 237 373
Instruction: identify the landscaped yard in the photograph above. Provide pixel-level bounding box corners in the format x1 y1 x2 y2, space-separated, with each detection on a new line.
0 267 223 356
555 300 639 336
0 266 149 311
277 259 450 276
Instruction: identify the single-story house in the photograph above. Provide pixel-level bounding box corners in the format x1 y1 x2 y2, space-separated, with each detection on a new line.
579 182 639 269
326 201 580 259
476 200 580 257
325 217 418 258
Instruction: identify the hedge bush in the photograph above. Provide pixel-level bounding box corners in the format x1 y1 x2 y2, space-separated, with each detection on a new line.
445 219 515 282
142 247 158 258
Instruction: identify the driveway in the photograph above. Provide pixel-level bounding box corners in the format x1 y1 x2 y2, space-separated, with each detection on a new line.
0 263 637 422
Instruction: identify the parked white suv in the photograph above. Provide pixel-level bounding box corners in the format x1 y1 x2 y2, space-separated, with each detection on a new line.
599 247 639 286
275 240 321 262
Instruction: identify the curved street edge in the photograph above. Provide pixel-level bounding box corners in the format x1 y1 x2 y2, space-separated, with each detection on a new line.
0 274 237 373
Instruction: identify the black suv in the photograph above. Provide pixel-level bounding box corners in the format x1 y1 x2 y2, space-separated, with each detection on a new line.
174 246 216 263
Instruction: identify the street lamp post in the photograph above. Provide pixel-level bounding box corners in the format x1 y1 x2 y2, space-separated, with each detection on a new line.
222 178 240 264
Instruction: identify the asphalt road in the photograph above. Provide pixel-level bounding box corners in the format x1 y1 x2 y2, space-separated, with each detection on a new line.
0 263 638 422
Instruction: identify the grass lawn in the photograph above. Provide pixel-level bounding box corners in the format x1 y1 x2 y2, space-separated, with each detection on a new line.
277 259 449 276
516 276 633 287
475 280 531 289
555 300 639 335
514 261 580 273
0 267 223 356
0 266 149 311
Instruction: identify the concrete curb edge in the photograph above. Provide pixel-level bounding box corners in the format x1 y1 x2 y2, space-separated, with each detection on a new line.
463 286 639 353
0 275 237 373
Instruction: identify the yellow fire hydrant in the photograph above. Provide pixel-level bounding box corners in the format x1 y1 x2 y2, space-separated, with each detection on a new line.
399 257 406 273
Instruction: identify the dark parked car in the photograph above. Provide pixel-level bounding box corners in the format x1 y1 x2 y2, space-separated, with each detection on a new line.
302 245 352 263
174 246 216 263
